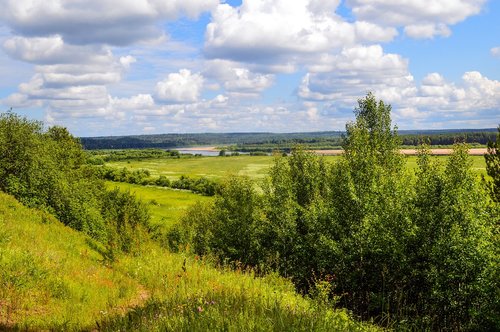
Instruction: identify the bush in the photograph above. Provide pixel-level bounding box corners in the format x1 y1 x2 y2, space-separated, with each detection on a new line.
176 94 499 330
0 112 150 256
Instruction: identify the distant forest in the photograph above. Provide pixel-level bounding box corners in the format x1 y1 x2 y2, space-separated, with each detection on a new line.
81 129 497 150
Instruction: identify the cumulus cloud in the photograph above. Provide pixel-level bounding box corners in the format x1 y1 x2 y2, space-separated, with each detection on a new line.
0 0 497 134
204 60 274 97
155 69 204 103
300 45 416 106
2 36 114 65
413 71 500 112
297 43 500 128
404 23 451 39
204 0 397 66
347 0 486 39
1 0 218 46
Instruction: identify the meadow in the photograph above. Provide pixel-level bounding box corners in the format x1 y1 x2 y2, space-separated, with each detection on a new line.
107 154 488 181
1 108 497 330
105 182 210 229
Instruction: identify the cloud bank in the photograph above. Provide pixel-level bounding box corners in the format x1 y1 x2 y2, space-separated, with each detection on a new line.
0 0 497 135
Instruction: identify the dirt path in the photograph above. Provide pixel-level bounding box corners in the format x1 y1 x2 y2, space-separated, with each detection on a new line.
107 285 151 316
313 148 488 156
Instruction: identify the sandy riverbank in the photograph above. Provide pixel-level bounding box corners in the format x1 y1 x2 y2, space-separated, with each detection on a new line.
314 148 488 156
177 146 218 151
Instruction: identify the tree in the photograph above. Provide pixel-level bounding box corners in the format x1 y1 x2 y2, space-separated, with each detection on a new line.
485 126 500 202
0 111 150 255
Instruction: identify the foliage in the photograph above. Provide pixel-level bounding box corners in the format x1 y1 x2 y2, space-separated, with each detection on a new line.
0 111 149 255
485 126 500 202
177 93 499 330
0 190 378 331
86 148 180 163
96 165 219 196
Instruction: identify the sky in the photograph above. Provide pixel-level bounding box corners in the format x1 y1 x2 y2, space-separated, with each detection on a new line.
0 0 499 136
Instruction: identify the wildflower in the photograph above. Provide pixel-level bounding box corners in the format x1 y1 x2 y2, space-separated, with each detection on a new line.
197 306 204 312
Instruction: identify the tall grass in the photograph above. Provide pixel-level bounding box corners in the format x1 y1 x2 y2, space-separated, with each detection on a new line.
0 191 142 330
106 246 379 331
0 190 380 331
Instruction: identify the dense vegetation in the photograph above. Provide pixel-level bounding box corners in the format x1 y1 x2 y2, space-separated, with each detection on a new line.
1 111 379 330
0 112 150 258
173 93 499 330
1 190 378 331
2 98 498 330
485 126 500 202
86 148 181 164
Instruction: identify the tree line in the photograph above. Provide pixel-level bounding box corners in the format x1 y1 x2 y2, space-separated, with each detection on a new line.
80 127 495 151
96 166 219 196
170 93 499 330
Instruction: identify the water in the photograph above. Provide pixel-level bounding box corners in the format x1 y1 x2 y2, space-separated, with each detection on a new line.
175 149 220 156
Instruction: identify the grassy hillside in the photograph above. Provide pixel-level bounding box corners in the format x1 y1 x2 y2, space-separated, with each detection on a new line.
0 190 143 329
0 190 379 331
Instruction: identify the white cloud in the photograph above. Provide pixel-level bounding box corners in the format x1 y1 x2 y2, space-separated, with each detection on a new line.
300 45 416 106
119 55 137 69
297 43 500 128
155 69 204 103
1 0 218 46
347 0 486 39
204 60 274 97
1 34 135 114
404 23 451 39
414 71 500 112
491 47 500 57
2 36 113 64
204 0 396 67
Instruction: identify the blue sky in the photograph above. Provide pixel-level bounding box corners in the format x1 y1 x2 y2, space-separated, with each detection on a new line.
0 0 499 136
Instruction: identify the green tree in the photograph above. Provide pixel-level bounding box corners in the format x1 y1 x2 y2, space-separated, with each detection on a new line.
485 125 500 202
0 112 150 255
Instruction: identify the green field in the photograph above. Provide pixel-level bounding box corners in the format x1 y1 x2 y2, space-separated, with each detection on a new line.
106 182 211 229
107 155 274 180
107 154 487 180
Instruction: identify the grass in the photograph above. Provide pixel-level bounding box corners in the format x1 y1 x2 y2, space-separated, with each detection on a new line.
403 155 487 177
107 154 487 181
105 182 211 229
0 191 143 330
0 190 379 331
107 155 274 181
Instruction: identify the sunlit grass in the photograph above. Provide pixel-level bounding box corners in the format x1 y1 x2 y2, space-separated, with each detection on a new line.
107 154 487 181
0 191 142 330
107 155 274 180
0 190 379 331
105 182 211 229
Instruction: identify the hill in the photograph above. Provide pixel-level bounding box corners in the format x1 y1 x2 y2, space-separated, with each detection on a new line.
0 190 378 331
